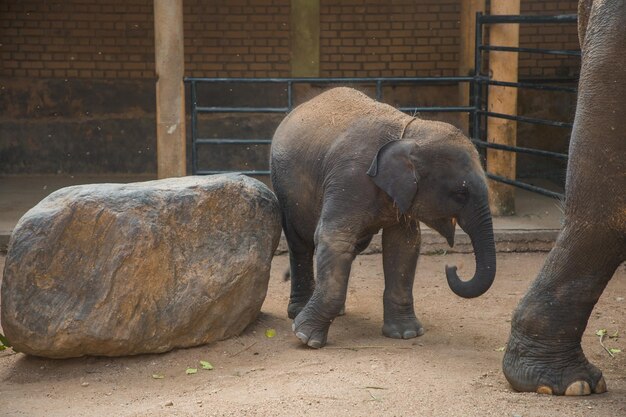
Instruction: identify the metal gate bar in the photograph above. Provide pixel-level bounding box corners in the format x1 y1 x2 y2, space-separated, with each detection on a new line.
485 79 577 93
470 139 568 160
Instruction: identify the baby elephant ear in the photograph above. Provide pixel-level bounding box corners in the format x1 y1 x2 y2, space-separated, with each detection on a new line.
367 140 420 214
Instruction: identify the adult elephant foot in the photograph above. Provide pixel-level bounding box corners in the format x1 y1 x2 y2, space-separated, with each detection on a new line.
503 328 607 396
502 225 621 396
382 318 424 339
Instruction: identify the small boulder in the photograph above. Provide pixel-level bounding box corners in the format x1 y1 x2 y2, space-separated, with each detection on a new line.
1 174 281 358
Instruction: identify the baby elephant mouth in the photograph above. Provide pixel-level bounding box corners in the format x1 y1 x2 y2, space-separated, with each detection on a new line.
426 217 457 247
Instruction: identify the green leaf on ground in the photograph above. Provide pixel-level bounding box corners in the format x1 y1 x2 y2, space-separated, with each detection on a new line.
265 328 277 338
152 373 165 379
609 348 621 355
495 346 506 352
596 329 608 337
186 368 198 375
200 361 214 370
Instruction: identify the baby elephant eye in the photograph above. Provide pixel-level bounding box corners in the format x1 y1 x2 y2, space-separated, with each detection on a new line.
451 189 469 205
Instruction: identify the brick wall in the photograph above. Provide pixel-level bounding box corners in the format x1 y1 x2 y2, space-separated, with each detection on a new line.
1 0 580 80
320 0 461 77
318 0 579 78
1 1 155 79
519 1 580 78
184 0 290 78
0 0 291 80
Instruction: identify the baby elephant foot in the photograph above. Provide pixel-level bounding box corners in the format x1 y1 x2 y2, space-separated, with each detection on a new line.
288 301 306 320
288 293 314 319
290 302 344 320
503 329 607 396
382 317 425 339
292 306 333 349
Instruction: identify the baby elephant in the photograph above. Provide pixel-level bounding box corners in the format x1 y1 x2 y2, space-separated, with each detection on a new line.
270 87 496 348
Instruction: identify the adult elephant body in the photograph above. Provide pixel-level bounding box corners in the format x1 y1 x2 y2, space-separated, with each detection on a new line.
271 87 496 348
503 0 626 395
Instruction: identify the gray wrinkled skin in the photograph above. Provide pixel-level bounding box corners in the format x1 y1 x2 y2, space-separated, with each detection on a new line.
271 87 496 349
503 0 626 396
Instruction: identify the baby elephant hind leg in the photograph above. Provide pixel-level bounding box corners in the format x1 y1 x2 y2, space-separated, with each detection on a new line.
293 233 357 348
283 219 315 320
381 221 425 339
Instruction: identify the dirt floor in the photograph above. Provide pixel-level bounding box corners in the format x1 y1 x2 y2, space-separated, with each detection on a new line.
1 252 625 417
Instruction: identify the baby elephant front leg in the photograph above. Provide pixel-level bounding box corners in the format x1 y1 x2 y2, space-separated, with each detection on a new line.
293 235 356 348
381 222 425 339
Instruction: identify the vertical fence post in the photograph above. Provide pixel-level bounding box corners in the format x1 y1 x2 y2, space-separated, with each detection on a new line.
190 80 198 175
291 0 320 77
487 0 520 215
459 0 486 135
154 0 186 178
472 12 484 142
287 81 294 111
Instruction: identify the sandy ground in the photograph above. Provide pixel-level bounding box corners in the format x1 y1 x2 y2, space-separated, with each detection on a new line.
0 252 625 417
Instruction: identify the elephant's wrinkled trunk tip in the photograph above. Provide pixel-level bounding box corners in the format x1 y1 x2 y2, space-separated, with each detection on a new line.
445 205 496 298
445 261 495 298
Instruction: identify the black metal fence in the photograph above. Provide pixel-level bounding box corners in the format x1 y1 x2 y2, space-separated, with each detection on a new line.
185 13 580 200
187 76 474 176
471 13 579 199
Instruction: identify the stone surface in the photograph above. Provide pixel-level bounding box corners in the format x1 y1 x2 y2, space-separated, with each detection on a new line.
1 174 281 358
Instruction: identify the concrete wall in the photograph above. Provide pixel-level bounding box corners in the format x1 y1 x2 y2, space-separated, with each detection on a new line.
1 0 579 178
0 78 156 174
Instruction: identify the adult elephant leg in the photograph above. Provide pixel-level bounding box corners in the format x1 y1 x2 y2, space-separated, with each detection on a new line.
292 227 356 348
283 217 315 319
381 220 425 339
503 225 622 395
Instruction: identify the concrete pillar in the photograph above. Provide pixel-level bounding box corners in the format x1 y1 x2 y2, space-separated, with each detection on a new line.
458 0 486 135
487 0 520 216
154 0 186 178
290 0 320 77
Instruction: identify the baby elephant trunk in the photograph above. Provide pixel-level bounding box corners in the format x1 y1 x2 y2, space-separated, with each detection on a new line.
445 203 496 298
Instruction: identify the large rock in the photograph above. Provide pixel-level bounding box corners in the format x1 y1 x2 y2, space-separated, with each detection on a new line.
1 174 281 358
